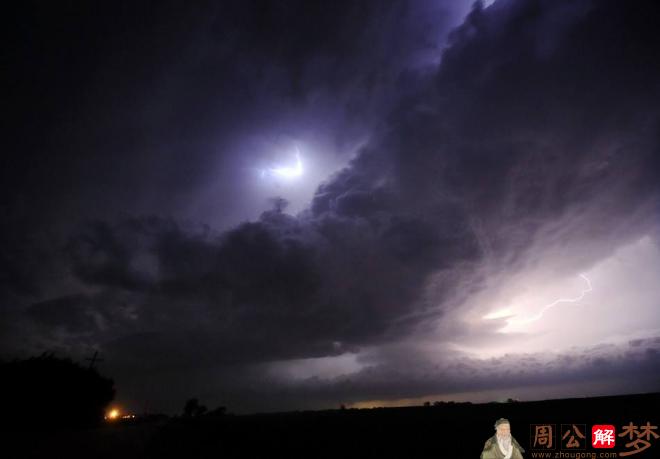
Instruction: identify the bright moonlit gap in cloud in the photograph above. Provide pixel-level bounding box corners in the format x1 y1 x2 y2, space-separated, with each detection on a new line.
262 147 303 180
487 273 593 333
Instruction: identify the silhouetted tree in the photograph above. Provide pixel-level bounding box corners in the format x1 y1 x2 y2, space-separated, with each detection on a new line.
183 397 207 417
269 197 288 213
208 405 227 416
0 352 115 430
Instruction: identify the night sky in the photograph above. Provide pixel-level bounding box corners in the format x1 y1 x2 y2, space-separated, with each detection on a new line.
3 0 660 416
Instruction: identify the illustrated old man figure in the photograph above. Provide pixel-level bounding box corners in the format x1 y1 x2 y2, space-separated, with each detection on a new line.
480 418 525 459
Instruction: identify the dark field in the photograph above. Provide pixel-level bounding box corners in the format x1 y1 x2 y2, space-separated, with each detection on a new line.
7 392 659 458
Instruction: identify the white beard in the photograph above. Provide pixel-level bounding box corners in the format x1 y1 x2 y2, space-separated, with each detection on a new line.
497 434 513 459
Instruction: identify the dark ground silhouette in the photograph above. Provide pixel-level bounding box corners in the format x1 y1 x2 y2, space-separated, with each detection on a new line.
4 391 659 458
0 352 115 431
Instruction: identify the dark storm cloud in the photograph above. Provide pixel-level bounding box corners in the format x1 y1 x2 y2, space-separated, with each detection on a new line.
3 0 660 414
52 200 477 371
2 2 468 366
3 0 464 231
26 295 97 333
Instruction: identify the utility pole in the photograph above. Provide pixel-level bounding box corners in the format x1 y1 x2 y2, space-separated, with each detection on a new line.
85 350 104 370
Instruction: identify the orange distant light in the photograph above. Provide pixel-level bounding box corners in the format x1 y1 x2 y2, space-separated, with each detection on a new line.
105 408 120 420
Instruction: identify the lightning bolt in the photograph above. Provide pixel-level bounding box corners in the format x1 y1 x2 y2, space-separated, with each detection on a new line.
502 273 593 328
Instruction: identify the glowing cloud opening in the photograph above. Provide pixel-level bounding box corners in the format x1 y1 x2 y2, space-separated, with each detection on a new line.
262 147 304 180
